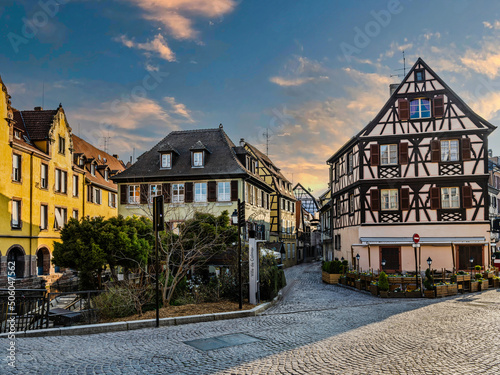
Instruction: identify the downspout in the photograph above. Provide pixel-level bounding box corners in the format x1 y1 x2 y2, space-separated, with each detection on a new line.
82 176 85 218
29 152 33 277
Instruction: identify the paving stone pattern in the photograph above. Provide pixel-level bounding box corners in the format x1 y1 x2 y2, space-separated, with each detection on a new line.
2 262 500 374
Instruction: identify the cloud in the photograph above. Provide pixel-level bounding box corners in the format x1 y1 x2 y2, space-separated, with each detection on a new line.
117 34 176 62
483 20 500 29
461 38 500 79
5 83 26 96
164 96 194 122
125 0 237 41
270 56 330 87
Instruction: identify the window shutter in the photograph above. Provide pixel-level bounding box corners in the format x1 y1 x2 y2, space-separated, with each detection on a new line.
140 184 148 204
400 188 410 210
430 187 440 209
230 180 238 201
120 185 127 204
430 140 440 162
370 144 380 166
370 189 379 211
398 99 409 121
462 185 473 208
162 183 171 203
208 181 217 202
185 182 193 203
433 96 444 118
462 138 471 161
399 143 409 165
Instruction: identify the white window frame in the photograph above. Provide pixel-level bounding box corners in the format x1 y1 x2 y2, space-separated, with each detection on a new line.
381 189 399 211
441 187 460 209
441 140 459 162
72 209 79 220
54 207 67 229
194 182 207 202
41 164 48 189
193 152 203 167
108 192 117 208
94 187 102 205
129 185 140 204
380 144 398 165
91 163 96 176
161 153 171 169
104 169 109 181
149 184 162 203
72 175 79 197
172 184 185 203
12 200 21 229
40 204 48 230
217 181 230 202
12 154 21 182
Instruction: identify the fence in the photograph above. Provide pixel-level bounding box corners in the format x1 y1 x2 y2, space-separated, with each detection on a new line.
0 289 49 333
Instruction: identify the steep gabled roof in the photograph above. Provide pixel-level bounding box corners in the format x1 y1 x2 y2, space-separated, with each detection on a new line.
293 183 319 214
18 109 58 140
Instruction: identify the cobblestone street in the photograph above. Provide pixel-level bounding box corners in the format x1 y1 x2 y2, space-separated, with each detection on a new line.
2 262 500 374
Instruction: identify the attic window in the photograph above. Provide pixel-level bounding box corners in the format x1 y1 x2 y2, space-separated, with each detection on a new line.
58 135 66 155
410 98 431 119
161 153 171 169
104 169 109 181
415 69 425 82
14 130 21 139
91 163 96 176
193 151 204 167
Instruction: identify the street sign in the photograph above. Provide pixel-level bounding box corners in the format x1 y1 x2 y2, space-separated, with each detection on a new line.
413 233 420 244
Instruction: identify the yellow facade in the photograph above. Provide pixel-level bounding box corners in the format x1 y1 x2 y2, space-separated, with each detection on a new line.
0 77 123 282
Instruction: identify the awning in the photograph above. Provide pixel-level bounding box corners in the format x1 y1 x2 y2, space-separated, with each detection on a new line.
356 237 487 246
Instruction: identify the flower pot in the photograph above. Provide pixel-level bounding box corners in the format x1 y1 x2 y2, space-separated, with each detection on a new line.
435 285 447 298
479 282 488 291
370 285 379 296
355 280 362 290
446 284 458 296
322 271 341 284
470 281 479 292
379 290 389 298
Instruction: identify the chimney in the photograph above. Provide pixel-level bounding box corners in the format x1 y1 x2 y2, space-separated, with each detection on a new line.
389 84 399 96
113 154 119 159
240 138 245 147
34 106 43 111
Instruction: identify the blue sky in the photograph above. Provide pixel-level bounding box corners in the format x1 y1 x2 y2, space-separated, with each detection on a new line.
2 0 500 194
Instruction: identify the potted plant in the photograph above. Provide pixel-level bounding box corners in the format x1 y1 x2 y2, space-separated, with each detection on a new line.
434 282 447 298
423 268 435 298
369 281 379 296
378 271 389 298
322 260 342 284
405 288 421 298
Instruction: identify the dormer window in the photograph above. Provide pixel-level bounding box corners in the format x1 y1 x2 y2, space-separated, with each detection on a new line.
14 130 21 139
193 151 204 167
415 69 425 82
91 163 96 176
104 169 109 181
161 153 171 169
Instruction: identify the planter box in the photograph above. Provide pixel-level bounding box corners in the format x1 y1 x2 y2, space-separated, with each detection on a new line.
370 285 379 296
388 277 403 283
479 282 488 291
446 284 458 296
391 292 405 298
322 271 341 284
379 290 389 298
405 291 421 298
470 281 479 292
435 285 447 298
424 290 435 298
389 284 400 292
456 275 471 282
484 272 494 279
355 280 362 290
493 279 500 288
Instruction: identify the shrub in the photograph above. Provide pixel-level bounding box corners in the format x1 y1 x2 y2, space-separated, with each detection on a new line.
475 265 482 271
328 260 342 274
93 286 138 320
378 272 389 291
322 261 330 272
424 268 434 290
475 273 483 280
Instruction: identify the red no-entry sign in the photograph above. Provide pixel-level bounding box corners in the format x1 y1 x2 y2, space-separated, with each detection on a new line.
413 233 420 244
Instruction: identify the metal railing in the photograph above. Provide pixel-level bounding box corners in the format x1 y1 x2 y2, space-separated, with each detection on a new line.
0 289 49 333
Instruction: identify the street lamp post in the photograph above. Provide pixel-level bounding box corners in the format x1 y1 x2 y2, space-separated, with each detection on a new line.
470 257 474 279
231 202 244 310
356 253 360 274
381 259 386 273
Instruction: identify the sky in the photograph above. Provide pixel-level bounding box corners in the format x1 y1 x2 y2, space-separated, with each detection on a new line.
2 0 500 196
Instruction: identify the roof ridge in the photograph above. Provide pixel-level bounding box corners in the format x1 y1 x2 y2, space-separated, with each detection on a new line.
170 128 220 135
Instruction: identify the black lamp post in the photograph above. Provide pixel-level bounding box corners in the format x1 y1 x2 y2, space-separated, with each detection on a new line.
427 257 432 270
470 256 474 278
356 253 360 274
381 259 386 273
231 205 242 309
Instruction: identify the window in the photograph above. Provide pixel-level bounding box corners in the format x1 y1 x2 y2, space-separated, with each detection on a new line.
380 144 398 165
94 188 102 205
441 140 459 162
55 169 67 193
40 204 48 230
104 169 109 181
381 247 400 273
249 185 254 205
281 219 285 233
193 152 203 167
129 185 140 204
72 175 79 197
218 182 230 202
54 207 67 229
415 69 425 82
12 154 21 182
292 244 295 258
149 184 162 202
91 163 96 176
381 189 398 210
348 152 353 174
72 209 79 220
11 200 21 229
335 162 340 182
410 98 431 119
161 153 171 169
441 187 460 209
108 192 116 208
287 244 291 259
58 135 65 154
349 193 354 214
41 164 48 189
172 184 185 203
194 182 207 202
14 130 21 139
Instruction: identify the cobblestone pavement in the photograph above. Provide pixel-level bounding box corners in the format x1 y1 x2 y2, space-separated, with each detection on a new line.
2 262 500 374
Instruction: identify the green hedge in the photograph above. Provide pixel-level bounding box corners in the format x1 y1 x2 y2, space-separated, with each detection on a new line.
322 260 342 274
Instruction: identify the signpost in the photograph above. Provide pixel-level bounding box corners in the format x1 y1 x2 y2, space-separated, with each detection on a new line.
153 196 164 328
248 229 258 305
412 233 420 293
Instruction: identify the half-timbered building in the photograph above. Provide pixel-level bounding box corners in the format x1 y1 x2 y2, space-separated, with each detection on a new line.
326 58 496 273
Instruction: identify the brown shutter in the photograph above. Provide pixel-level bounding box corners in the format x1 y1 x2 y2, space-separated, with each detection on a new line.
162 183 171 203
430 140 440 162
400 188 410 210
399 143 409 165
370 189 379 211
430 187 440 209
208 181 217 202
370 144 380 166
462 185 473 208
230 180 238 201
140 184 148 204
433 96 444 118
185 182 193 203
462 138 471 161
398 99 409 121
120 185 127 204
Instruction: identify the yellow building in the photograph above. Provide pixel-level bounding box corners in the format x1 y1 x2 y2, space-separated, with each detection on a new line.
0 76 124 285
